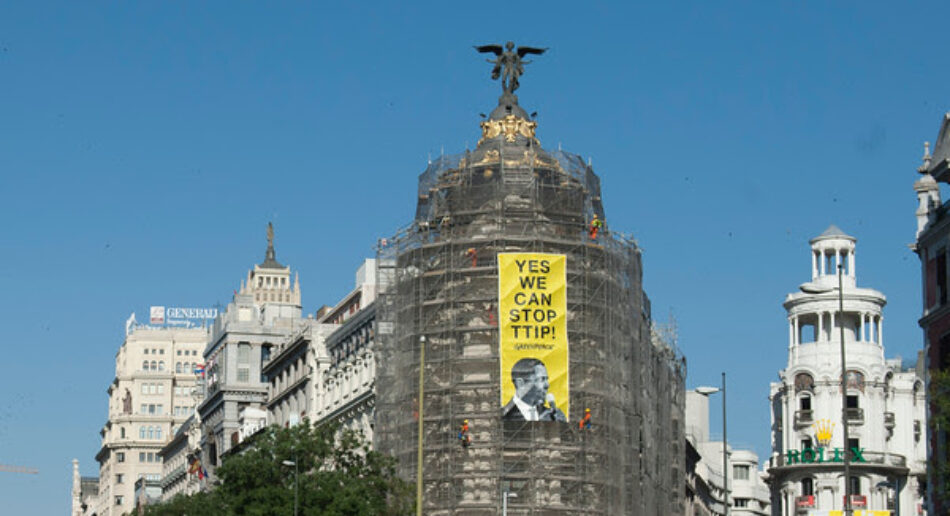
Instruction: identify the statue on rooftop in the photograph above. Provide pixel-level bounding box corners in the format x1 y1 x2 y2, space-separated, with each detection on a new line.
475 41 547 95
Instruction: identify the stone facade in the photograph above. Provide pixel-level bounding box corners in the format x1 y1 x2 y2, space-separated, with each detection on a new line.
88 324 207 515
196 227 302 479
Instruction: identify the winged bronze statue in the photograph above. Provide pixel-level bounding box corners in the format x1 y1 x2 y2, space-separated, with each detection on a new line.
474 41 547 95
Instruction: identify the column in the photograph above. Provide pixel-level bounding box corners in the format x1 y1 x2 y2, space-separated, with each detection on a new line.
878 316 883 346
860 313 866 342
830 310 835 338
849 249 856 278
793 316 800 346
820 248 826 276
817 311 824 342
836 248 842 272
812 251 819 279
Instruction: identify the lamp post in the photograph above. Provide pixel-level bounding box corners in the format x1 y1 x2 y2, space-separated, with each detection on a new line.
800 264 852 515
416 335 426 516
837 264 852 516
281 458 298 516
696 373 728 516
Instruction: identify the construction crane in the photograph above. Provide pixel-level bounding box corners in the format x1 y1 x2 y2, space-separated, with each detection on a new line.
0 463 38 474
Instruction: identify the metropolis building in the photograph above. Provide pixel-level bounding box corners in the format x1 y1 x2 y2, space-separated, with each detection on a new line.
768 227 926 515
374 50 686 514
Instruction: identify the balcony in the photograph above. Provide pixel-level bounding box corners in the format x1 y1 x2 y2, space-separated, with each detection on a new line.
845 407 864 424
884 411 895 429
769 450 907 470
794 409 813 427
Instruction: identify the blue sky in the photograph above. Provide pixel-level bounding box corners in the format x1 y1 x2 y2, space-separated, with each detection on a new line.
2 2 949 513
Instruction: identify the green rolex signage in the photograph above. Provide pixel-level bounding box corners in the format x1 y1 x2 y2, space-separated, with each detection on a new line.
786 447 866 464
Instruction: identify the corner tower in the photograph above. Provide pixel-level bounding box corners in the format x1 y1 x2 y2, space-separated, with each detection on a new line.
768 226 926 514
374 45 686 515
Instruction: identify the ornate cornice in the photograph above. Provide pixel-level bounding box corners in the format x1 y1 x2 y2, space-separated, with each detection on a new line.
479 115 538 145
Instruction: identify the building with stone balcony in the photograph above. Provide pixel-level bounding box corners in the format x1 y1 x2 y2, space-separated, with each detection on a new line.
197 223 302 479
768 226 927 515
911 113 950 515
263 258 379 436
89 323 208 516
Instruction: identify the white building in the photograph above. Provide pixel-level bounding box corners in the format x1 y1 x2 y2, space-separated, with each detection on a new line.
263 259 378 437
686 391 771 516
88 322 208 516
767 226 927 515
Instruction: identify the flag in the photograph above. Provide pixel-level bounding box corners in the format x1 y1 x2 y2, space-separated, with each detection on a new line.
194 364 205 377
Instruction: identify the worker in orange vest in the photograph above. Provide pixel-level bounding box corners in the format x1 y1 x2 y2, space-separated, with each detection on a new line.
459 419 471 447
579 408 592 430
589 215 603 240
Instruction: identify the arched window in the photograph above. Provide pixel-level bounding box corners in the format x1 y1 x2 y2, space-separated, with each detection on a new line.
801 477 814 496
139 426 146 439
142 361 148 370
794 372 815 393
150 360 157 371
176 362 182 374
147 427 154 439
156 427 162 440
120 427 125 439
158 361 165 371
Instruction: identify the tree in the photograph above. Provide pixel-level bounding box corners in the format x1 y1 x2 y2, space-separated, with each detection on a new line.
930 369 950 508
146 422 413 516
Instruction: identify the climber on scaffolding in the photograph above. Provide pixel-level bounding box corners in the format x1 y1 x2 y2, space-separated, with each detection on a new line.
466 247 478 267
588 214 604 240
458 419 472 447
579 408 592 430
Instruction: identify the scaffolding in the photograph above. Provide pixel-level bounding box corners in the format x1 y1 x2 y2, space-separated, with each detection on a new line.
375 112 686 515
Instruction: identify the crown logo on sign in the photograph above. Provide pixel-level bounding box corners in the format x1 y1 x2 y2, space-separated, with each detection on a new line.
813 419 835 448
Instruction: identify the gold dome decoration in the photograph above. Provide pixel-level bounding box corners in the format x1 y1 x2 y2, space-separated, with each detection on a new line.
478 115 538 146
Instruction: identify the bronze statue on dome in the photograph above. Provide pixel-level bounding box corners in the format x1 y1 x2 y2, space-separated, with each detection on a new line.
475 41 547 95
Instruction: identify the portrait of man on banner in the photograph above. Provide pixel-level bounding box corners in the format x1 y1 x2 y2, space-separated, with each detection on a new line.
502 357 566 421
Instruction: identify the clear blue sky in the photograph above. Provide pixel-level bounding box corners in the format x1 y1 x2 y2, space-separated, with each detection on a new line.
2 2 948 513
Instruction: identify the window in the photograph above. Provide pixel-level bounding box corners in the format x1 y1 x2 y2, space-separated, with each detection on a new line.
238 369 250 382
801 477 814 496
120 428 125 439
734 498 748 508
799 395 811 410
156 427 162 440
140 404 147 414
159 349 164 354
157 404 163 415
141 384 147 394
147 427 154 439
144 349 149 355
176 362 182 373
846 395 859 409
142 361 148 370
177 350 181 356
733 465 750 480
139 452 146 462
158 384 164 394
150 360 157 371
849 476 861 495
158 361 165 371
116 452 125 463
238 343 250 363
915 420 922 442
116 473 123 484
140 426 146 439
801 438 812 451
192 350 197 356
149 404 156 414
115 496 123 506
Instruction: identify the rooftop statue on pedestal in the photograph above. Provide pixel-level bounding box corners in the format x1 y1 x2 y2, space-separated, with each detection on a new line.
474 41 547 96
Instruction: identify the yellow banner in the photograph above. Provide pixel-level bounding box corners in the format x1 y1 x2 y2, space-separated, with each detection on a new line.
498 253 569 422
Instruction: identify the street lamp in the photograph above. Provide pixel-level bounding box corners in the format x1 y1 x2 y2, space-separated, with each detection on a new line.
502 490 517 516
282 459 298 516
802 264 852 515
696 372 728 516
